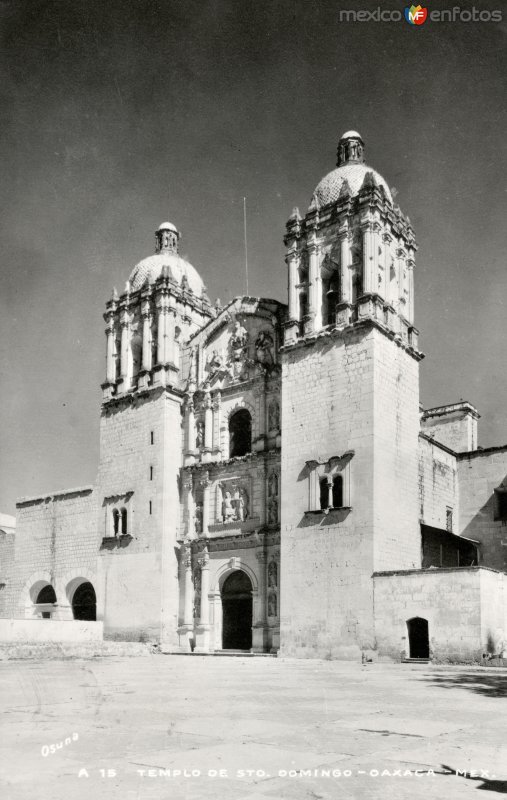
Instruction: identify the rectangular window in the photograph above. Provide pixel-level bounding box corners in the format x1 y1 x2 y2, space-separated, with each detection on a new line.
446 507 453 532
150 466 154 481
494 488 507 521
149 500 152 515
150 431 154 445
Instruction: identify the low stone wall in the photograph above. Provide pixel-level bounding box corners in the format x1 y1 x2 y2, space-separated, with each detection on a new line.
0 640 153 660
373 567 507 663
0 618 103 643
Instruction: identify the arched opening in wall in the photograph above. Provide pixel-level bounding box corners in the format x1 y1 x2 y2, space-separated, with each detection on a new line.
72 582 97 621
112 508 120 535
131 332 142 380
221 570 253 650
120 507 128 535
35 585 57 618
229 409 252 458
407 617 429 659
299 293 308 336
323 274 340 326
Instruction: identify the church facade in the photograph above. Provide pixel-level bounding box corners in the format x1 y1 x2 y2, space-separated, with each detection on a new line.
2 131 507 662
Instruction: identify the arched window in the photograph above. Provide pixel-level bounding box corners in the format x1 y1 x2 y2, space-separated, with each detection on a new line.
319 475 344 510
229 409 252 458
36 585 57 604
112 508 120 535
120 507 128 535
324 274 340 326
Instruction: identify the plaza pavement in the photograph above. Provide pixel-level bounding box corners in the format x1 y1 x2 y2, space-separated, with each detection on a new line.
0 654 506 800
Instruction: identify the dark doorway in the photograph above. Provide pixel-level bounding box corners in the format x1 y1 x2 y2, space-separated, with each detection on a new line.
72 582 97 621
407 617 429 658
221 570 252 650
229 409 252 457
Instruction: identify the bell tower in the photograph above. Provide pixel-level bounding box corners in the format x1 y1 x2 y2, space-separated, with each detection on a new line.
280 132 424 660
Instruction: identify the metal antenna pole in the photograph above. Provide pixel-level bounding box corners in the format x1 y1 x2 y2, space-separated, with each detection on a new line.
243 196 249 296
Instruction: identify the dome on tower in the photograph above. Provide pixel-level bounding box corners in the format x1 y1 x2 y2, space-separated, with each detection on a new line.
309 131 392 210
128 221 206 295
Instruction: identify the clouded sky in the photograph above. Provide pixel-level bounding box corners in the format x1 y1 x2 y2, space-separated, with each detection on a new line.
1 0 506 514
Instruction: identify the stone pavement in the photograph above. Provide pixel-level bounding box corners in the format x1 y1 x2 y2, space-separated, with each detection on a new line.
0 655 506 800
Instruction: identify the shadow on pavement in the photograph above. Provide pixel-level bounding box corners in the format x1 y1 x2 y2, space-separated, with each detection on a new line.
436 765 507 794
421 670 507 698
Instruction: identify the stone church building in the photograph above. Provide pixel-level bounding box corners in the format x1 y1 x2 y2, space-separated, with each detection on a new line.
2 131 507 661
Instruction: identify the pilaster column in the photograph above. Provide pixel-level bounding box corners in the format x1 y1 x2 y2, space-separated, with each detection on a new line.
407 253 415 324
105 314 116 383
183 474 195 538
372 221 382 296
252 549 268 653
339 227 351 304
194 546 211 652
141 300 152 372
156 295 167 365
199 548 210 625
308 240 321 330
186 396 196 458
212 391 221 456
361 222 375 295
165 308 176 364
286 248 299 321
396 245 407 316
119 308 131 390
204 393 213 450
183 544 194 628
201 473 211 536
383 231 393 305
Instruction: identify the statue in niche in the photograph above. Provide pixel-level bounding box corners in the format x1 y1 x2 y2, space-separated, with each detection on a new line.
268 401 280 432
194 505 203 534
231 319 248 351
268 560 278 588
235 487 249 521
268 497 278 525
268 472 278 497
268 592 277 617
222 490 236 523
255 331 274 365
221 485 249 523
195 421 204 449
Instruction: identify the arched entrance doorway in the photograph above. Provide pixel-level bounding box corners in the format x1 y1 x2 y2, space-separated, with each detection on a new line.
72 582 97 621
407 617 429 658
35 584 57 619
221 570 252 650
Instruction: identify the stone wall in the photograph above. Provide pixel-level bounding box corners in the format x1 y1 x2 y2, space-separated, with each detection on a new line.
5 487 97 619
458 447 507 571
97 389 183 644
0 530 16 616
373 566 507 662
280 326 420 660
418 436 458 531
0 618 103 642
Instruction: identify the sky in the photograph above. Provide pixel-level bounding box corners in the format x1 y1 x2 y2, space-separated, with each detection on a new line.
0 0 506 515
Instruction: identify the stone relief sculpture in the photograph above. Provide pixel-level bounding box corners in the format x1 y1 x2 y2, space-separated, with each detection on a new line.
268 400 280 432
267 471 279 525
229 319 249 380
220 483 250 523
268 559 278 588
255 331 274 365
195 421 204 449
194 505 203 534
